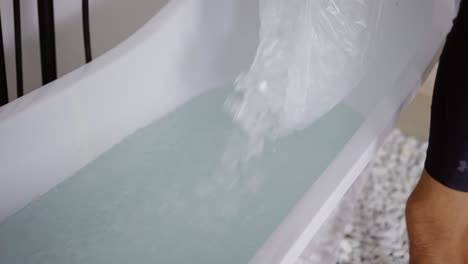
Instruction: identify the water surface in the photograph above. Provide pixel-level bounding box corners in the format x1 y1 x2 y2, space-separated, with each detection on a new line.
0 87 363 263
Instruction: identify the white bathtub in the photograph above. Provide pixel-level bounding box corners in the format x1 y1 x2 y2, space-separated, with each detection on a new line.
0 0 455 263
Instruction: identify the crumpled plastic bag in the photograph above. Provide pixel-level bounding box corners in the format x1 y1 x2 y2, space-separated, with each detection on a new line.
226 0 383 157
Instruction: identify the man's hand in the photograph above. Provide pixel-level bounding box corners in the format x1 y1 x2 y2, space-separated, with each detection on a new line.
406 170 468 264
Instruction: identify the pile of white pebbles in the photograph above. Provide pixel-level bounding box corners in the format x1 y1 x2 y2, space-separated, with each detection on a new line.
298 130 428 264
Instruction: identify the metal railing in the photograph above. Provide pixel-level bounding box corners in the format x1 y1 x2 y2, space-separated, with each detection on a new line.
0 0 93 107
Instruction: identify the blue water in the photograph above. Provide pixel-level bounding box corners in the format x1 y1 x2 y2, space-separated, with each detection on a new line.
0 87 363 264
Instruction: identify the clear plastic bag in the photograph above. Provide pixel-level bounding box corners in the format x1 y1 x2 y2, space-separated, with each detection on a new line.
226 0 383 157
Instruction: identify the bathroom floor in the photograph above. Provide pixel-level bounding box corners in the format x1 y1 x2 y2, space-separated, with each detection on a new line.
298 130 426 263
298 67 437 263
336 130 424 263
396 65 437 141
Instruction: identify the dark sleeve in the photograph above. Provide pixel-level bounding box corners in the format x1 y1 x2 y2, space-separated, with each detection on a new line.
425 0 468 191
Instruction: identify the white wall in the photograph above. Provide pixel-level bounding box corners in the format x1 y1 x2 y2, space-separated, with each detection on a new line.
0 0 168 100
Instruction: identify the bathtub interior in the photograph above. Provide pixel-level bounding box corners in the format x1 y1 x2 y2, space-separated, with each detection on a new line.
0 0 261 223
0 86 363 264
0 0 455 263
